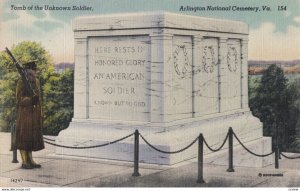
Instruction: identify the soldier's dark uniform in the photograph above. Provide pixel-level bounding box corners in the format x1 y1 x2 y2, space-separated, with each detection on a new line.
15 61 44 169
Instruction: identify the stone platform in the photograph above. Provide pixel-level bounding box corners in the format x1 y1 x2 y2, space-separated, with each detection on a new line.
0 133 299 187
56 110 272 166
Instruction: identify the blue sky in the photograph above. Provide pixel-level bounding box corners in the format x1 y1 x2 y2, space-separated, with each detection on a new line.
1 0 300 63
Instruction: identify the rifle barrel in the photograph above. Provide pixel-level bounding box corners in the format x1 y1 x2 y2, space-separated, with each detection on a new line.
5 47 36 96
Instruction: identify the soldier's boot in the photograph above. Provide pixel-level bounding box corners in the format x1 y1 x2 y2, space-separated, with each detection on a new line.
28 151 41 168
20 150 33 169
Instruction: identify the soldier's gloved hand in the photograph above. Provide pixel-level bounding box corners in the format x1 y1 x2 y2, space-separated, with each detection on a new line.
32 95 39 105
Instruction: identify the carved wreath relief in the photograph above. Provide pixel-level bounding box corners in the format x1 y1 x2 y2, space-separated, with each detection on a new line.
173 45 191 78
202 46 217 73
227 47 238 72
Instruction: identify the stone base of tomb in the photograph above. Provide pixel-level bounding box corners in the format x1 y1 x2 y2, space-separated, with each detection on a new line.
56 109 273 167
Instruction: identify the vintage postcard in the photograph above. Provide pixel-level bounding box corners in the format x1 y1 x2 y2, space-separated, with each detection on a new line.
0 0 299 189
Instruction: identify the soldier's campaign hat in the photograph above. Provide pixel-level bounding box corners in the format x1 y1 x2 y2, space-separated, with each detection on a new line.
23 60 37 70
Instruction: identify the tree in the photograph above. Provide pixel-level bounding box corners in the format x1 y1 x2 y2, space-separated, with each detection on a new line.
248 75 261 101
0 41 74 136
42 69 74 135
250 64 297 151
0 41 54 132
288 78 300 151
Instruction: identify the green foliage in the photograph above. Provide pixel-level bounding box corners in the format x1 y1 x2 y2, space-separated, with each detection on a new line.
0 73 19 132
248 76 261 101
43 69 74 135
0 41 73 135
0 41 53 132
287 78 300 151
249 64 299 151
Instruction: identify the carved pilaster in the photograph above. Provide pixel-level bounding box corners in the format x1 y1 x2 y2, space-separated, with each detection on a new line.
73 38 89 119
149 34 173 122
218 37 228 113
192 35 204 117
241 38 249 108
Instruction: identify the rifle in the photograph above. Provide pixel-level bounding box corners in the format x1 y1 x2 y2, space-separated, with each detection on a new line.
5 47 36 97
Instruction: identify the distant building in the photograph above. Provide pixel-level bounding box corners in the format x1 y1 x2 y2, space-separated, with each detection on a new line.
248 60 300 68
54 63 74 73
248 60 300 75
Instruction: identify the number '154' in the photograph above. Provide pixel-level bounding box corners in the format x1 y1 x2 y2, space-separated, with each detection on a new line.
278 6 287 11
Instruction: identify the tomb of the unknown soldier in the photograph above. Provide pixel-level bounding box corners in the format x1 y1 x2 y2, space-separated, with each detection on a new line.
56 12 273 167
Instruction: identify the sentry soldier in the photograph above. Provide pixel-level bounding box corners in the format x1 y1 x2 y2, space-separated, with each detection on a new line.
16 60 44 169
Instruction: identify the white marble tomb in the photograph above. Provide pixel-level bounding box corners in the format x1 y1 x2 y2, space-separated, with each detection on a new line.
56 12 273 166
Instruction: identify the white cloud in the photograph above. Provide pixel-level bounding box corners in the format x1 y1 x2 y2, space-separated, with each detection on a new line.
45 23 74 63
0 11 37 49
0 10 74 63
249 22 300 60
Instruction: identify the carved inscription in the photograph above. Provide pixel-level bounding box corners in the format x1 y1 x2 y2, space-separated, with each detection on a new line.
94 45 145 54
93 73 144 81
88 36 150 121
202 46 217 73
